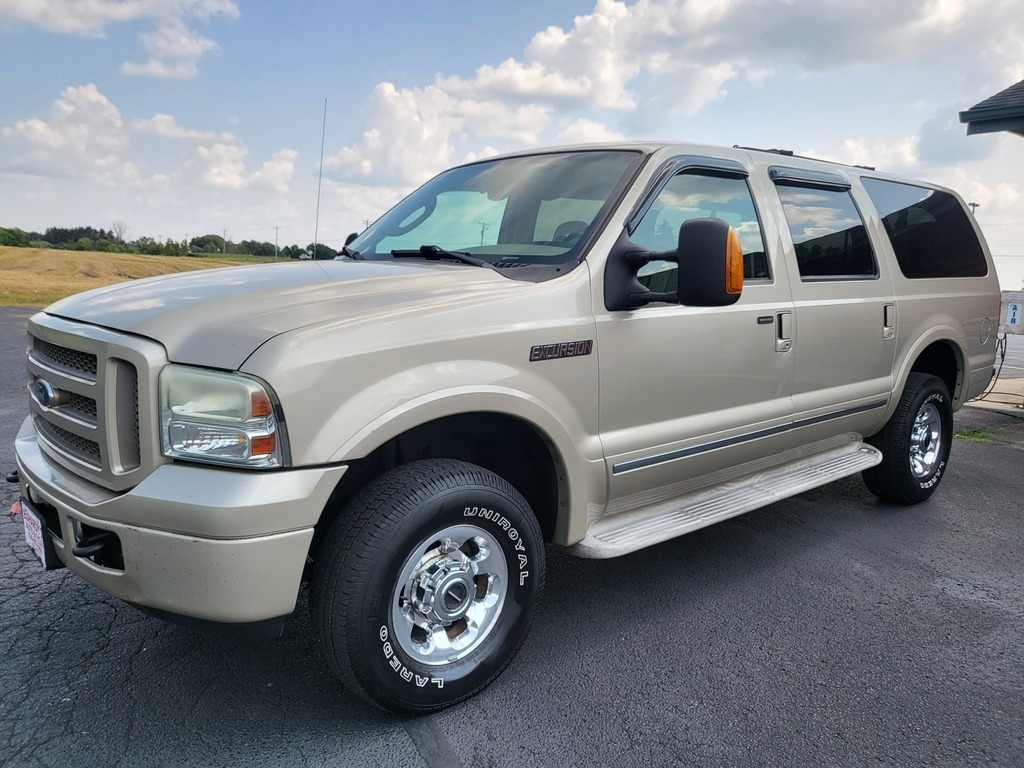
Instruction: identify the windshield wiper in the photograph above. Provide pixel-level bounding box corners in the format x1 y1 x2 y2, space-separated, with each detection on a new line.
338 245 363 260
391 245 489 267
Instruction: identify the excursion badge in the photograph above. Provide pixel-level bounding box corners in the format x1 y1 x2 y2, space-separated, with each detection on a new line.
529 340 593 362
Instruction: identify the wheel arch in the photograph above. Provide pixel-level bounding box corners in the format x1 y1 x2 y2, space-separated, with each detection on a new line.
310 412 569 566
905 338 963 404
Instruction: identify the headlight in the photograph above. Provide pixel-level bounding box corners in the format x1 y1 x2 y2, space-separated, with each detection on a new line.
159 365 290 468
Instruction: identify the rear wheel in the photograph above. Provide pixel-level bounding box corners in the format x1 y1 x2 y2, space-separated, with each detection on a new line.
310 459 545 713
863 373 953 504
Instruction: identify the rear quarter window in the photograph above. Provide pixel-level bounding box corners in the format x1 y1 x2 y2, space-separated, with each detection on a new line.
861 178 988 278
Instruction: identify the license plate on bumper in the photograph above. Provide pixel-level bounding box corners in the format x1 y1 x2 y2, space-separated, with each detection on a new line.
20 497 61 570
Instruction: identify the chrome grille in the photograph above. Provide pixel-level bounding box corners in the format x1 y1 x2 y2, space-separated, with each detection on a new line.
27 315 166 491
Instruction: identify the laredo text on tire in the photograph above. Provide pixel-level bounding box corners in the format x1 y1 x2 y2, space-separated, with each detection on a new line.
311 459 545 713
863 372 953 505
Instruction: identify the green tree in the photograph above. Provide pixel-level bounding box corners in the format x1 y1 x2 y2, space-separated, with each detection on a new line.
96 239 122 253
189 234 225 255
130 236 162 255
238 239 276 257
0 227 31 247
307 242 338 260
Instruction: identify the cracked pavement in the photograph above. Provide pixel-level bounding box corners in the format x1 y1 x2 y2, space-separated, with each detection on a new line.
2 306 1023 767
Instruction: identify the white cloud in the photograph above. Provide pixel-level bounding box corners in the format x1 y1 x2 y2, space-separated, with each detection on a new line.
0 0 238 33
192 143 296 192
0 0 238 77
3 84 296 194
2 83 140 184
804 136 921 175
555 118 624 145
0 0 147 34
325 83 461 185
454 101 552 145
131 113 235 142
121 17 218 78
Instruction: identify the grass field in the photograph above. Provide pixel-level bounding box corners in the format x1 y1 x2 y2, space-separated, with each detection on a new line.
0 246 260 306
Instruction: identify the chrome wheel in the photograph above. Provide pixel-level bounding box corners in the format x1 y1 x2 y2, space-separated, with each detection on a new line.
391 524 507 666
312 459 544 712
863 374 952 505
909 402 942 478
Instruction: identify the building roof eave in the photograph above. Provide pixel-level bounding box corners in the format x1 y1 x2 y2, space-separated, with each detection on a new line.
960 80 1024 137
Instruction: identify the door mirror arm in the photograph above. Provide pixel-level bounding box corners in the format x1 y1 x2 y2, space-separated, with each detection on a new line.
604 218 743 312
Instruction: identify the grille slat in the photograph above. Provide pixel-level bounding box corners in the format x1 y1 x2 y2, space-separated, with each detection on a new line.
33 339 98 380
35 419 102 468
67 392 98 423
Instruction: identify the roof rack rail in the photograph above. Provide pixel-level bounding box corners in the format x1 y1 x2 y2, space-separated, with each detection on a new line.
732 145 875 171
733 145 794 156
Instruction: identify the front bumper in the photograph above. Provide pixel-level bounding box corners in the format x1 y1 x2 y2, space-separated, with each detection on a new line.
15 417 347 625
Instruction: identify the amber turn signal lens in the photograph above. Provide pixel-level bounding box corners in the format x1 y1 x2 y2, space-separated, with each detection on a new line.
250 434 277 456
726 227 744 295
251 392 273 418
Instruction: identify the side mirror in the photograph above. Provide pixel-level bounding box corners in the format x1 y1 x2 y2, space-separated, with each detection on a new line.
344 232 359 246
604 218 744 311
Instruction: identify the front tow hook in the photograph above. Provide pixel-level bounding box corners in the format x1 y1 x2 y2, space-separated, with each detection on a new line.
73 531 120 559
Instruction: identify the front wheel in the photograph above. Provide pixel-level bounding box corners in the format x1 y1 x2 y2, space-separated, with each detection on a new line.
863 373 953 504
310 459 545 713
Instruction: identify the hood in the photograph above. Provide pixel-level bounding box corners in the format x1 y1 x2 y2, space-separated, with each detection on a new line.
46 260 516 369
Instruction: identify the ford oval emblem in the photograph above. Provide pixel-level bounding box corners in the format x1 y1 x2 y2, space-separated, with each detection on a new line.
32 379 66 409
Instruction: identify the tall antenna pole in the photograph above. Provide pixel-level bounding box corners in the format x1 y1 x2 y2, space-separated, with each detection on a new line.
313 98 327 259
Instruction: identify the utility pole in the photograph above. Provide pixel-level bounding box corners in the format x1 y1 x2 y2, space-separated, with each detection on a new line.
968 202 980 215
222 229 227 256
478 221 489 246
274 226 279 260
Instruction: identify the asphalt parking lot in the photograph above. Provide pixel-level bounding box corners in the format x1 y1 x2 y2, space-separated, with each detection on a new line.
2 306 1023 768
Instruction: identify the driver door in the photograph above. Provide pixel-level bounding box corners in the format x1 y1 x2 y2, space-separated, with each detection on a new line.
595 165 796 505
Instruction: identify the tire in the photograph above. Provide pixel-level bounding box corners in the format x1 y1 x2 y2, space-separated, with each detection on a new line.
863 373 953 505
310 459 545 713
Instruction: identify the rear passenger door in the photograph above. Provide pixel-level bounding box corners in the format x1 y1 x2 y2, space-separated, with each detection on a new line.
769 166 897 439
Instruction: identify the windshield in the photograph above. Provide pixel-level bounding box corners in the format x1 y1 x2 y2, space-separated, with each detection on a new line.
347 150 641 265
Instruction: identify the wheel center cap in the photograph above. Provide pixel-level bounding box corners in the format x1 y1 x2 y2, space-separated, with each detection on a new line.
414 554 475 624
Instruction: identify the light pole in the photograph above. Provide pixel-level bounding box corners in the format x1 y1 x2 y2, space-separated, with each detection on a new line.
968 202 980 215
222 229 227 256
274 226 279 260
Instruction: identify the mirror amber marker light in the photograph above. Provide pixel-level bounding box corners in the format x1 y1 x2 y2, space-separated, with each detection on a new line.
726 227 744 295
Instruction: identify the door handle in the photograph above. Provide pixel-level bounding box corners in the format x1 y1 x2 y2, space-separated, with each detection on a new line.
776 311 792 353
883 303 895 339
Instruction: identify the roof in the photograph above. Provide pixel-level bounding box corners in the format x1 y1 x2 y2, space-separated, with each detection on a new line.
959 80 1024 137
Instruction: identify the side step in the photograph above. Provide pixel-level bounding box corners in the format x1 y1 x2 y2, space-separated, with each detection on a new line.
569 435 882 559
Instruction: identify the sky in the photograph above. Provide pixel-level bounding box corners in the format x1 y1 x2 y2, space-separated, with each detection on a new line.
1 0 1024 257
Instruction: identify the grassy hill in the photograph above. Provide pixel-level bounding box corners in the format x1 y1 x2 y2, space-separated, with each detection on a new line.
0 246 258 306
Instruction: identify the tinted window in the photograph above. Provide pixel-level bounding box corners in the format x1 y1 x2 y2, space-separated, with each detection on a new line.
861 178 988 278
775 185 876 280
631 172 769 293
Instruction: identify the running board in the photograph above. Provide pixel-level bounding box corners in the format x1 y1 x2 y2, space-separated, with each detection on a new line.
570 437 882 559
